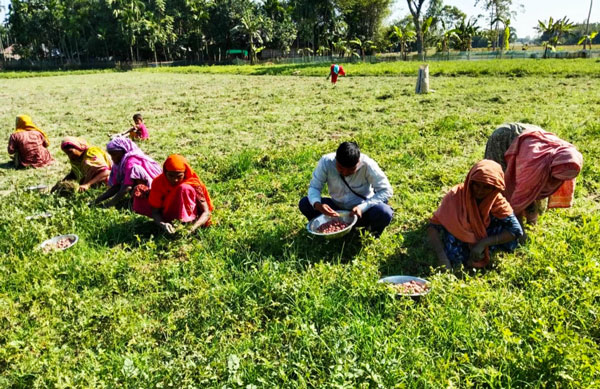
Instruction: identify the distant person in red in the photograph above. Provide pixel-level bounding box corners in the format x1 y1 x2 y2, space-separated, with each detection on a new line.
327 64 346 85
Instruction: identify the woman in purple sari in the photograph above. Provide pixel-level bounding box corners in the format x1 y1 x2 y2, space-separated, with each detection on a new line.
93 137 162 216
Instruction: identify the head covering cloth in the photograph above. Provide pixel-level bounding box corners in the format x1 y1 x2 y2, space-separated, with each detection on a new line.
503 129 583 214
106 137 161 187
15 115 50 144
61 136 112 184
431 160 514 267
149 154 213 211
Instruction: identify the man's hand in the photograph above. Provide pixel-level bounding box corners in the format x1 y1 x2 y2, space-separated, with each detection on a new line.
314 202 339 217
78 184 90 192
350 206 362 218
160 222 176 234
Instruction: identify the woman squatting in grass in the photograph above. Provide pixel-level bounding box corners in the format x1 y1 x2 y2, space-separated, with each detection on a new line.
7 115 53 168
55 137 112 192
484 123 583 227
427 160 523 271
93 137 162 215
149 154 213 234
299 141 393 238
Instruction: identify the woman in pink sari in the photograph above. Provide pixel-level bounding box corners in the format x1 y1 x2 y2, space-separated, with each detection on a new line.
486 125 584 225
93 137 161 216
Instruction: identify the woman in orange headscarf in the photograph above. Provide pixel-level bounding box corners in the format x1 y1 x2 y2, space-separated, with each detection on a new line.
7 115 53 168
149 154 213 234
427 160 523 270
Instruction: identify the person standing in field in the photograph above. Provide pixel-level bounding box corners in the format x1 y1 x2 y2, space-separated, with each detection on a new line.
326 64 346 85
299 141 393 238
55 137 112 192
93 137 162 216
484 123 583 226
7 115 53 168
149 154 213 234
427 160 523 270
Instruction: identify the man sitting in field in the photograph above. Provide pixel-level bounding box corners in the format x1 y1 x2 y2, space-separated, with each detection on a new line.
299 141 393 237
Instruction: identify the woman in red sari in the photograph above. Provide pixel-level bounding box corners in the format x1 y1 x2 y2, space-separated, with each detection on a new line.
149 154 213 234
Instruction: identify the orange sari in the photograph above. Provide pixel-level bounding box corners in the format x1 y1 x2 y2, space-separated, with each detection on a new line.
431 160 514 267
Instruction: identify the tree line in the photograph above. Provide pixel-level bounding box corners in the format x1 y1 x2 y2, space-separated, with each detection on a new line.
0 0 597 64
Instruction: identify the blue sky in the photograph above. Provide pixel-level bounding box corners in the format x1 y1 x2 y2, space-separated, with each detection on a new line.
390 0 597 38
0 0 597 39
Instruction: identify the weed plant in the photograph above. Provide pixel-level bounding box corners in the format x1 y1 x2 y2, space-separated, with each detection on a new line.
0 69 599 386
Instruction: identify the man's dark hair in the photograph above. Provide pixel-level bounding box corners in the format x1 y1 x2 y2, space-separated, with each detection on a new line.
133 113 143 122
336 141 360 168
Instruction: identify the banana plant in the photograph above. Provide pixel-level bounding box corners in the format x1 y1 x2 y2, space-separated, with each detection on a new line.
332 40 347 57
536 16 575 58
297 47 313 59
316 46 330 57
578 31 598 50
348 37 377 61
492 17 512 52
389 25 416 60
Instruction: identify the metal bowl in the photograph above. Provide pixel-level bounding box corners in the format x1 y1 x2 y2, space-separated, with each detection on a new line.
39 234 78 253
306 210 358 239
25 184 48 192
26 211 53 220
378 275 431 297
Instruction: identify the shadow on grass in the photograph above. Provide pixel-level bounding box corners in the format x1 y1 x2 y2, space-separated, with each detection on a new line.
93 216 159 247
379 226 438 279
226 221 367 271
0 161 16 169
252 62 328 76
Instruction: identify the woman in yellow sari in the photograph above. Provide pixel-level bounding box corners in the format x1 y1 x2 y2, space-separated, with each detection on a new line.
7 115 53 168
56 137 112 192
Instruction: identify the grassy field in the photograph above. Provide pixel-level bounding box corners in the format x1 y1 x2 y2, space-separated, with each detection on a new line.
0 67 599 387
2 58 600 80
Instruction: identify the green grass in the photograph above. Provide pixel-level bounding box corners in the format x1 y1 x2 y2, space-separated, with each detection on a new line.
2 58 600 80
0 68 599 387
139 58 600 78
0 68 120 79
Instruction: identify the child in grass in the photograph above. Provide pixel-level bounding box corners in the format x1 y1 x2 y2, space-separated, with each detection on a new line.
326 64 346 85
114 113 149 140
128 113 149 140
